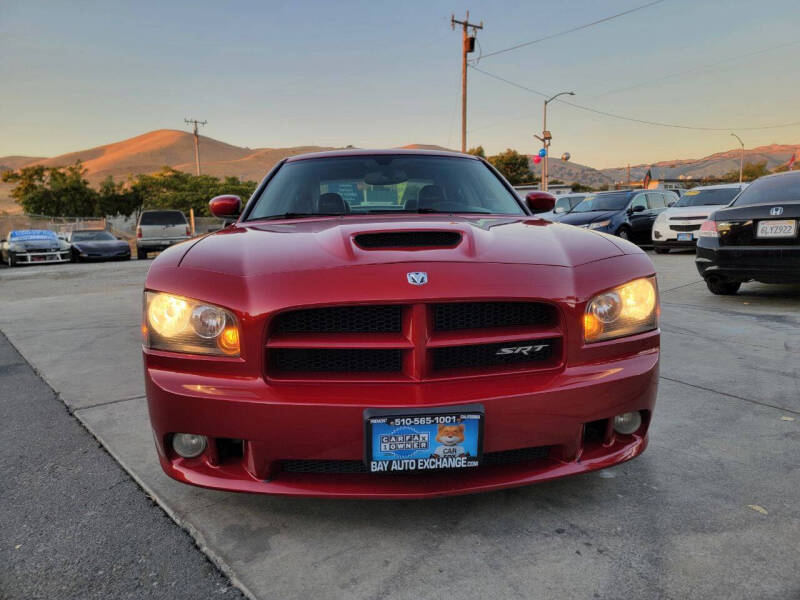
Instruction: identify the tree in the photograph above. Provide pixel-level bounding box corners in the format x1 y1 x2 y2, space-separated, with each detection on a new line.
488 149 537 185
130 168 257 216
98 175 141 217
719 160 769 183
2 162 98 216
467 146 486 158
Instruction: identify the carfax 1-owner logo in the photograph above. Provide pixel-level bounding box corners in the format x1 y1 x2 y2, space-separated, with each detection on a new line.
368 413 481 472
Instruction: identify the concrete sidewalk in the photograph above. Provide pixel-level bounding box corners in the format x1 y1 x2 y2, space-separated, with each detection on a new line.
0 331 244 600
1 257 798 599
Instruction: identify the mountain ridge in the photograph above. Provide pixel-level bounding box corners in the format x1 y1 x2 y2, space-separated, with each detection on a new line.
2 130 798 199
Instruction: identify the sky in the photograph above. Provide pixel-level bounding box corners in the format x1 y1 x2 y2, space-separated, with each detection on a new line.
1 0 799 168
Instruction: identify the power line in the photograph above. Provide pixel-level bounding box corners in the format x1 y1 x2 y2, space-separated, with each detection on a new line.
468 65 800 132
478 0 665 61
591 39 800 98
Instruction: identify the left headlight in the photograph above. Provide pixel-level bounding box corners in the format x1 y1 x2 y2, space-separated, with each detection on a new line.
143 291 240 356
584 277 658 343
589 219 611 230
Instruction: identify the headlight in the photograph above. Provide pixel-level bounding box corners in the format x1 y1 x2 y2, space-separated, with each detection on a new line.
584 277 658 343
654 212 667 225
143 291 240 356
589 220 611 229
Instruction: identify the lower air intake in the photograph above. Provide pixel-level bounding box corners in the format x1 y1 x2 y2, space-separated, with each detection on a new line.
279 446 550 474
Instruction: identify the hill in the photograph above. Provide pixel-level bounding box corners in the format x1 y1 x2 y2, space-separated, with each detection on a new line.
2 131 798 214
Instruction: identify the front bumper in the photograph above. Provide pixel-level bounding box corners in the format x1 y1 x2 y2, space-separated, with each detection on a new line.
696 240 800 283
12 250 71 265
137 238 190 252
145 346 659 499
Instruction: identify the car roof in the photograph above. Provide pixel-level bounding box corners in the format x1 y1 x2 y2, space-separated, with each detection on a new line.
284 148 478 162
687 183 748 190
140 209 184 213
753 169 800 182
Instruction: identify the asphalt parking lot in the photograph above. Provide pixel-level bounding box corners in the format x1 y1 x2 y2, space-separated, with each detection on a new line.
1 252 799 600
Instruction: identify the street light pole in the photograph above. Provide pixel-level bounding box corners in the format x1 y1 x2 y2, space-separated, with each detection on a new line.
731 133 744 185
538 91 574 192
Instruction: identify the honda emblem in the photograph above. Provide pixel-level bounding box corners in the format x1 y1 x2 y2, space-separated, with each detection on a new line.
770 206 784 216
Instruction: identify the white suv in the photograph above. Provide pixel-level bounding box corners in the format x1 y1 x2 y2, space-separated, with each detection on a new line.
652 183 747 253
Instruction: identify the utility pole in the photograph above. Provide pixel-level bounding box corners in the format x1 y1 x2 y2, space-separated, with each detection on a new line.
451 12 482 153
730 133 744 185
185 118 207 175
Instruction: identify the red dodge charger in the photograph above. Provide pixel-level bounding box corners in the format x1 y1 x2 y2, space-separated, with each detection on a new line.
143 150 659 499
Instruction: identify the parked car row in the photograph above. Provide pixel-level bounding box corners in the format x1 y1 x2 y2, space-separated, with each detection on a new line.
1 210 192 267
545 172 799 295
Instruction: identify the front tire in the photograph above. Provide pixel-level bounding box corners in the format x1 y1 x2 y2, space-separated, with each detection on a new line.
8 252 17 267
137 249 147 260
616 227 631 241
705 278 740 295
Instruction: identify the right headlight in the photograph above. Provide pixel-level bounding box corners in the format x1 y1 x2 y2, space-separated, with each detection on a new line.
584 277 659 343
143 291 240 356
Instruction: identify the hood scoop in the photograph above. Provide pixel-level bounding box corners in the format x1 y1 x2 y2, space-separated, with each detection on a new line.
354 230 462 249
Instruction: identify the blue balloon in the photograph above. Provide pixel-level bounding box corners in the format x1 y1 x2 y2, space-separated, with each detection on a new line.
538 148 547 157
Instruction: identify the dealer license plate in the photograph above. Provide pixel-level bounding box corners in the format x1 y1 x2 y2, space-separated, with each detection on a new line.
756 220 797 238
677 232 693 241
365 405 483 473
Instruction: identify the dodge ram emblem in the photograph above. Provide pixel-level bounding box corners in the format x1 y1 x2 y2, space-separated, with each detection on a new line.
407 272 428 286
770 206 784 216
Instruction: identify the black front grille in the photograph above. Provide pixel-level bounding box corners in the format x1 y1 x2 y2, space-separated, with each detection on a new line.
355 231 462 249
432 339 556 371
669 224 702 232
669 216 706 221
270 348 402 373
279 446 550 474
272 305 402 333
433 302 555 331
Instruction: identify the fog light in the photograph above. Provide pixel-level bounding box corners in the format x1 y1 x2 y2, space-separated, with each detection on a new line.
172 433 207 458
613 412 642 435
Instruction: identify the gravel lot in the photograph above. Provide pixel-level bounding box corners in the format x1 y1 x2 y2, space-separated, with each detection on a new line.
1 251 798 600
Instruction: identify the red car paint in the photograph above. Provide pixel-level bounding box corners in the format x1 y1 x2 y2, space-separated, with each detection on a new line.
144 150 659 499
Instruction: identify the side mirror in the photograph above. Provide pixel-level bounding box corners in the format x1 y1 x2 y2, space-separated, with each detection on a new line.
525 191 556 214
667 200 677 207
629 205 645 214
209 195 242 219
553 206 566 214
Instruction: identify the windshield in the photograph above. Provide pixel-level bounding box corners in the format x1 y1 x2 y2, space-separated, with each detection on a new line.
554 196 577 212
674 187 741 207
245 155 525 220
71 230 116 242
570 192 631 213
732 172 800 207
140 211 187 225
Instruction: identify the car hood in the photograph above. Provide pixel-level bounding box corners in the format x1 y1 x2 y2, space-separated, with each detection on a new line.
12 240 61 251
72 240 129 251
177 215 630 277
556 210 619 226
663 206 724 219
